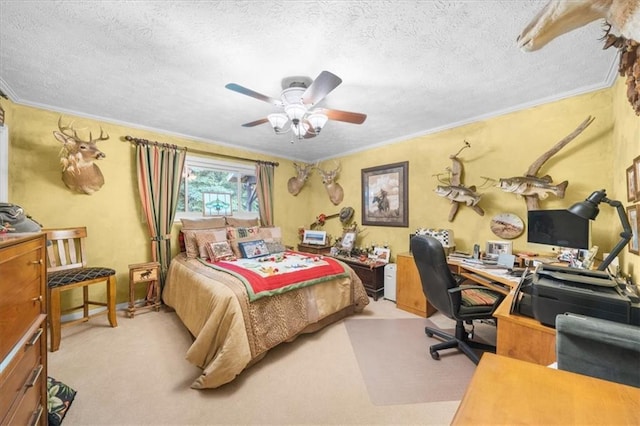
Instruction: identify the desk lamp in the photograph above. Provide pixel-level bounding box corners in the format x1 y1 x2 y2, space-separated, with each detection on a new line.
567 189 632 271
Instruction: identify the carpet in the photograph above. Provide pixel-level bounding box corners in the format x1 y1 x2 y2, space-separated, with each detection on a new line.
345 318 483 406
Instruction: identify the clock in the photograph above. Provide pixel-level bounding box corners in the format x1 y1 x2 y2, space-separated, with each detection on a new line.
490 213 524 239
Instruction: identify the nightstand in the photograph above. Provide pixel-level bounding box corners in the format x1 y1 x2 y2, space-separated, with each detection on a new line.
128 261 161 318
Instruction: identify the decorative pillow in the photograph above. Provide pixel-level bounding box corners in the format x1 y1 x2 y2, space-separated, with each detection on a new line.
183 229 226 259
265 241 286 254
226 226 261 240
178 231 186 252
181 217 227 230
195 228 228 258
227 226 261 257
238 239 269 259
258 226 282 243
206 241 236 262
225 216 260 227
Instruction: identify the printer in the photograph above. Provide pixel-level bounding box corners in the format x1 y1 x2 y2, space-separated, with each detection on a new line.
516 264 640 328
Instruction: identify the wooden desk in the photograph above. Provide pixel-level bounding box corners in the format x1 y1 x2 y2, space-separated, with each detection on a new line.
397 253 555 364
494 291 556 365
452 353 640 425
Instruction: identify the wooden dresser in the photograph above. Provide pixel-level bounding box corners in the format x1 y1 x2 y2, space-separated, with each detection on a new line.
331 256 385 301
0 233 47 426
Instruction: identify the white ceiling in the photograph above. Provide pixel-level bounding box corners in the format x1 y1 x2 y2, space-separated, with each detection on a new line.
0 1 618 162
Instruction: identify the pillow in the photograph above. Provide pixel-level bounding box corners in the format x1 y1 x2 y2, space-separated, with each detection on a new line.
205 241 236 262
195 229 228 258
225 216 260 227
238 239 269 259
258 226 282 243
183 229 227 259
226 226 261 240
181 217 226 230
265 241 286 254
227 226 261 257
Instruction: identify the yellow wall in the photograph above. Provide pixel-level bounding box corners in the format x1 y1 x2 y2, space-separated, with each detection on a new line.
611 77 640 281
1 76 638 309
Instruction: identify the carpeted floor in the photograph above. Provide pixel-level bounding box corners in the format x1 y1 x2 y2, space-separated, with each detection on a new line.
345 318 492 406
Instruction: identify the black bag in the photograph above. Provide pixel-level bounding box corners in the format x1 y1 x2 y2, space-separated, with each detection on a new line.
0 203 42 232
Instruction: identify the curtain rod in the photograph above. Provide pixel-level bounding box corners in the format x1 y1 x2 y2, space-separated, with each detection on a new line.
124 135 279 167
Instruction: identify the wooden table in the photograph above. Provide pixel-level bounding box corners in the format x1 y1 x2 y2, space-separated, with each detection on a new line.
452 353 640 425
128 261 161 318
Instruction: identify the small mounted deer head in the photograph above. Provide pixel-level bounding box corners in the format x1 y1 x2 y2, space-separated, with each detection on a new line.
316 161 344 205
287 162 314 196
53 117 109 195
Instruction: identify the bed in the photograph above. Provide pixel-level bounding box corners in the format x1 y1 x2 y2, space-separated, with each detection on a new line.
163 251 370 389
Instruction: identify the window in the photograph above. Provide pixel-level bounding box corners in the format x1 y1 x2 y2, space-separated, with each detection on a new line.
176 156 259 219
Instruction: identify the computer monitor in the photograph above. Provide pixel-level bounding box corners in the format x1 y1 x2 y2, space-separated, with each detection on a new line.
527 209 590 250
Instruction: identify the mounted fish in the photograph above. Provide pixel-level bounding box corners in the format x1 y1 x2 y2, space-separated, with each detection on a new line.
435 184 483 206
497 175 568 199
433 141 485 222
489 116 594 210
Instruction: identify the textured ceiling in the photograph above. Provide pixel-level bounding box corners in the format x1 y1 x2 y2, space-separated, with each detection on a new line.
0 1 618 162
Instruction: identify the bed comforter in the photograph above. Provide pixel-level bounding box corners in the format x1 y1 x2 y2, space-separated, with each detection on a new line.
163 253 370 389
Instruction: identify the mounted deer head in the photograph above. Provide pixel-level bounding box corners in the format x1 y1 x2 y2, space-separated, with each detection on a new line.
287 162 314 196
316 161 344 205
517 0 640 52
53 117 109 195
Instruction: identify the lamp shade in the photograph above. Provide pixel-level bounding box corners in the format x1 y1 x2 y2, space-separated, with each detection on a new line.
307 113 328 134
284 104 307 123
267 113 288 133
568 189 607 220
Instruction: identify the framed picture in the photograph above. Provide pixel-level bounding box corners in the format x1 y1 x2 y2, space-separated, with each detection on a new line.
485 240 513 258
635 155 640 201
627 165 637 203
628 205 639 255
361 161 408 227
370 247 391 263
203 192 232 216
302 230 327 246
341 231 357 251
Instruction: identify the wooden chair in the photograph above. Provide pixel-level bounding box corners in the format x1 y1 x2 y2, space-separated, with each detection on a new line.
44 227 117 352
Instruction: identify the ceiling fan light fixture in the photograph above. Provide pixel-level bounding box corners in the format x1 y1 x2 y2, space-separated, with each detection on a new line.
267 113 288 133
284 104 307 124
307 113 328 134
292 122 309 139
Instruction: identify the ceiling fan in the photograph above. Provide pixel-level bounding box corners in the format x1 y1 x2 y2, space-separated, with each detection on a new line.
225 70 367 140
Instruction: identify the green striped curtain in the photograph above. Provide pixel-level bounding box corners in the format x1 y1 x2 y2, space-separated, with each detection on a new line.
255 161 275 226
136 142 186 291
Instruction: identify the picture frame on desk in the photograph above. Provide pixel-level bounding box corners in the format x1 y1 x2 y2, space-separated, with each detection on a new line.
361 161 408 227
341 231 357 251
627 205 639 254
370 247 390 263
486 240 513 257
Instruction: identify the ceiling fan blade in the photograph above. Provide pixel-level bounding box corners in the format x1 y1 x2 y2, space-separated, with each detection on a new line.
317 108 367 124
301 71 342 106
241 118 269 127
225 83 283 106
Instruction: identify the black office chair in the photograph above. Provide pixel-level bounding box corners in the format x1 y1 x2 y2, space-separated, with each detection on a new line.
410 235 505 364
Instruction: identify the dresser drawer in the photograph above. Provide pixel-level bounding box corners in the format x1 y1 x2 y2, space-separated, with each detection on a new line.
4 370 45 426
0 326 43 417
0 240 45 361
